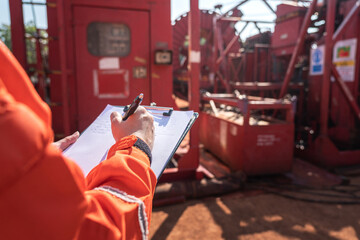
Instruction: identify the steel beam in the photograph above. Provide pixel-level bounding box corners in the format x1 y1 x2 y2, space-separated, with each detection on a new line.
212 16 219 92
332 0 360 44
216 35 239 65
178 0 200 170
9 0 27 69
261 0 276 14
319 0 336 137
219 17 274 24
331 65 360 120
57 0 71 135
222 0 249 17
279 0 317 98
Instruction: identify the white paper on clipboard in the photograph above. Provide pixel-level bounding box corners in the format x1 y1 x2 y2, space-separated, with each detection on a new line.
63 104 198 179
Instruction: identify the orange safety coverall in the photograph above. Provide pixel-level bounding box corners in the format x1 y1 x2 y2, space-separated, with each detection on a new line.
0 41 157 240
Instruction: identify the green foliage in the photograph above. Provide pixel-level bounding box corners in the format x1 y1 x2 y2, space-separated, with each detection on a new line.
0 24 12 50
0 21 48 64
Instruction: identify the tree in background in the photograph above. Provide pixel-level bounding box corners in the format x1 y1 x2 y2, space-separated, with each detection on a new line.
0 23 12 50
0 21 48 65
0 21 50 101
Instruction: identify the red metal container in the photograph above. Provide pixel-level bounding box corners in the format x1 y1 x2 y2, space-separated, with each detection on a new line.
199 94 294 175
272 4 307 56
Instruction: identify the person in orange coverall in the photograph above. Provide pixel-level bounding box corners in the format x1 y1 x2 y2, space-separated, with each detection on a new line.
0 40 156 240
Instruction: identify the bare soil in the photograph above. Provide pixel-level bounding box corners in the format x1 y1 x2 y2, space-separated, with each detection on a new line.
150 176 360 240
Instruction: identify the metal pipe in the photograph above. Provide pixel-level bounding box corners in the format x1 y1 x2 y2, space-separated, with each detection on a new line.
57 0 70 135
209 100 219 116
254 22 262 34
219 17 274 24
35 29 46 100
216 34 239 65
178 0 200 169
238 21 249 35
9 0 27 69
254 44 258 82
216 71 230 92
319 0 336 137
202 95 291 111
22 1 56 7
202 95 239 107
331 65 360 120
279 0 317 98
261 0 276 14
212 16 219 93
222 0 249 17
332 0 360 44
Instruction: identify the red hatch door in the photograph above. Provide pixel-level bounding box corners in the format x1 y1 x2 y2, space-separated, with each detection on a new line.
73 6 150 130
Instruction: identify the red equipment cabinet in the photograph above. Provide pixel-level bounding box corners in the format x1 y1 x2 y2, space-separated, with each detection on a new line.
48 0 174 132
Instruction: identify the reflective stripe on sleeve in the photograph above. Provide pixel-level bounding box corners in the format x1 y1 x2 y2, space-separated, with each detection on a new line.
94 185 149 240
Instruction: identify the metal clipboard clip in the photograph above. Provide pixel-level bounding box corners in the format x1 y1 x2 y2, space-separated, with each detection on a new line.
145 106 173 117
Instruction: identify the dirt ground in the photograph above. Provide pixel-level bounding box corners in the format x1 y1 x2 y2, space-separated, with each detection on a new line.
150 176 360 240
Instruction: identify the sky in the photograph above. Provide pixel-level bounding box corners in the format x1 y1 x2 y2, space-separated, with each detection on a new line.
0 0 282 40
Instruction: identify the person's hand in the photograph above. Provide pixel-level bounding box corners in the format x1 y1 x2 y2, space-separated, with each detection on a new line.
110 106 154 150
53 131 80 151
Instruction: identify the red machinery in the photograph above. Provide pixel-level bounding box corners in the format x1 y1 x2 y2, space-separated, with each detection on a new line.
172 1 299 175
9 0 360 178
9 0 202 181
10 0 175 135
172 8 242 98
172 0 360 174
296 0 360 166
200 0 360 169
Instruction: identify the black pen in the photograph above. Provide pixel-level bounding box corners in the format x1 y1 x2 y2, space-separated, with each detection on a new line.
122 93 144 121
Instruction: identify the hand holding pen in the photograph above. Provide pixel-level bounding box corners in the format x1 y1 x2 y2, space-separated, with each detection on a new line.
122 93 144 121
110 93 155 150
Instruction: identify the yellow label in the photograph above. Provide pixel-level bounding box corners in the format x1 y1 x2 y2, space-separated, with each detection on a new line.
333 60 355 67
152 73 160 79
134 57 147 64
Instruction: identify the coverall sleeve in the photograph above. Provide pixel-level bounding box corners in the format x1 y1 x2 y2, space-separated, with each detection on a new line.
0 40 157 240
0 86 156 240
77 135 157 240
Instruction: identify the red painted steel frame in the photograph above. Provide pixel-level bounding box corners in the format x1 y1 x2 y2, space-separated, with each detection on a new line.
176 0 200 176
56 0 70 135
9 0 27 69
279 0 317 98
298 0 360 167
332 1 360 44
213 4 274 92
320 0 336 137
331 65 360 120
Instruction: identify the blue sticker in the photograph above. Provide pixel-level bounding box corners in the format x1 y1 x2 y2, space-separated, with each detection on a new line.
313 49 322 64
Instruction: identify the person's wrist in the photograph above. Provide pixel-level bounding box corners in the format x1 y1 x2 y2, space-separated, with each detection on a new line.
132 136 152 164
110 135 152 164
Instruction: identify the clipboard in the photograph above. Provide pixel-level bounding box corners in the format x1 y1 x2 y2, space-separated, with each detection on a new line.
63 104 198 180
